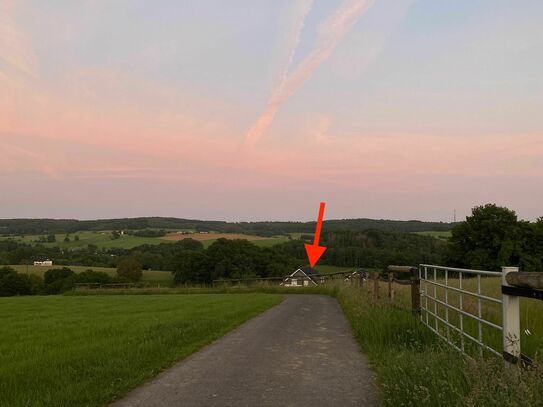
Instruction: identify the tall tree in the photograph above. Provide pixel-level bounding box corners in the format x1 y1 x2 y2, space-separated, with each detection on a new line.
448 204 524 270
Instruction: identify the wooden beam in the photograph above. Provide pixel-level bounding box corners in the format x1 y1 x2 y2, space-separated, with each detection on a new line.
387 265 416 273
505 272 543 290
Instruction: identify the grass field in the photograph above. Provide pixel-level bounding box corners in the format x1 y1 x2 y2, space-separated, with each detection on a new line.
7 265 173 284
413 230 452 240
0 231 290 250
200 236 289 249
0 231 173 250
0 294 282 407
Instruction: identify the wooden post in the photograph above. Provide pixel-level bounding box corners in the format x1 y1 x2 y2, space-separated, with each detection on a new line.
388 272 394 301
373 273 379 303
502 266 521 365
411 267 421 315
505 272 543 289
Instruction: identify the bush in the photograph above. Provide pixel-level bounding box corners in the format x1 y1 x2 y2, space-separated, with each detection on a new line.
0 266 34 296
44 267 75 285
44 267 76 294
28 274 45 294
117 258 142 281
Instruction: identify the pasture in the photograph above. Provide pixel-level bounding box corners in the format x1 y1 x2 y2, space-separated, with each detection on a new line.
413 230 452 240
0 231 171 250
0 230 289 250
161 232 289 248
0 294 282 407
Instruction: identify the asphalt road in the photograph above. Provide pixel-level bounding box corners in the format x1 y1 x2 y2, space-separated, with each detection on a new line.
112 295 377 407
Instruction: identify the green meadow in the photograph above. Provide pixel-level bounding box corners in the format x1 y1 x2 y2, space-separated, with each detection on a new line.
0 231 290 250
412 230 452 240
0 294 282 407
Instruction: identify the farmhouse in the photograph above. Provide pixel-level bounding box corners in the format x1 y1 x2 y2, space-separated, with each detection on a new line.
34 260 53 266
282 267 321 287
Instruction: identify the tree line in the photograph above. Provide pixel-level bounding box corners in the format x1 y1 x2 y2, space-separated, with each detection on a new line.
0 258 143 297
0 217 455 236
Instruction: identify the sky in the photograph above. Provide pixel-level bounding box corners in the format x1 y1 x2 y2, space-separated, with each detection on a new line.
1 0 542 222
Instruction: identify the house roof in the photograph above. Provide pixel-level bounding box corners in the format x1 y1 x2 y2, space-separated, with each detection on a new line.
300 266 317 276
285 267 319 285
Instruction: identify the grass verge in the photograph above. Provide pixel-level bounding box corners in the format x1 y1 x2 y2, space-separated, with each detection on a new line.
0 293 281 407
334 285 543 406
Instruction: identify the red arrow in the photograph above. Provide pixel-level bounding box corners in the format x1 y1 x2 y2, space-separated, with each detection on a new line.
304 202 327 268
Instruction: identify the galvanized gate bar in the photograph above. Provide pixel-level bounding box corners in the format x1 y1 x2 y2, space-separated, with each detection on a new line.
418 264 502 358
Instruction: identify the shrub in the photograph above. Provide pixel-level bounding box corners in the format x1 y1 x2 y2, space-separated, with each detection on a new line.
44 267 76 294
28 274 45 295
117 258 142 281
0 266 33 296
44 267 75 285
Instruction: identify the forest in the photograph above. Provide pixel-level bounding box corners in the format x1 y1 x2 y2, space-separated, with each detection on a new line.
0 217 454 236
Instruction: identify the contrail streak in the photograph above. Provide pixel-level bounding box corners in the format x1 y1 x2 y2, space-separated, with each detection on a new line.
276 0 314 89
244 0 374 148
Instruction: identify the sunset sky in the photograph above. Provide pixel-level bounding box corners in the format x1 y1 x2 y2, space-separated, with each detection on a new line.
1 0 542 221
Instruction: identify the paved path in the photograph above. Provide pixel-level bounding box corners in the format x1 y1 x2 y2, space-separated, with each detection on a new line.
112 295 377 407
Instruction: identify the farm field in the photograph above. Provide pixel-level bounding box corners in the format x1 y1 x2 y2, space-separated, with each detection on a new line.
413 230 452 240
161 232 289 248
0 231 174 250
0 231 290 250
0 294 282 407
7 265 173 283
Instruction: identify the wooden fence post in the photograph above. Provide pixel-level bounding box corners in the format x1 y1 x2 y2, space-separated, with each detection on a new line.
502 266 521 365
411 267 421 315
373 273 379 303
388 272 394 301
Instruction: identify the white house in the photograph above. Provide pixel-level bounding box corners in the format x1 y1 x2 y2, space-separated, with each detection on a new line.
34 260 53 266
281 267 319 287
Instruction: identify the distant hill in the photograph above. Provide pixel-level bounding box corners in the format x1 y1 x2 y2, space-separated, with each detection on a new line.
0 217 455 236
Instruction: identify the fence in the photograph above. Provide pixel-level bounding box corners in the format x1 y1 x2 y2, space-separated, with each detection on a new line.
212 270 359 287
383 264 543 366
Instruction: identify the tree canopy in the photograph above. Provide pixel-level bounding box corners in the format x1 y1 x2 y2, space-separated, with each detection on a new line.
448 204 543 271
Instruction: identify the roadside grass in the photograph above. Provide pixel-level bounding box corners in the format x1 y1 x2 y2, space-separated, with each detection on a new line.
334 282 543 406
7 265 173 286
0 293 282 407
388 276 543 359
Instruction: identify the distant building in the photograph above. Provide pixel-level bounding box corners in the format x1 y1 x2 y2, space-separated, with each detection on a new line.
281 267 320 287
34 260 53 266
345 270 367 282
